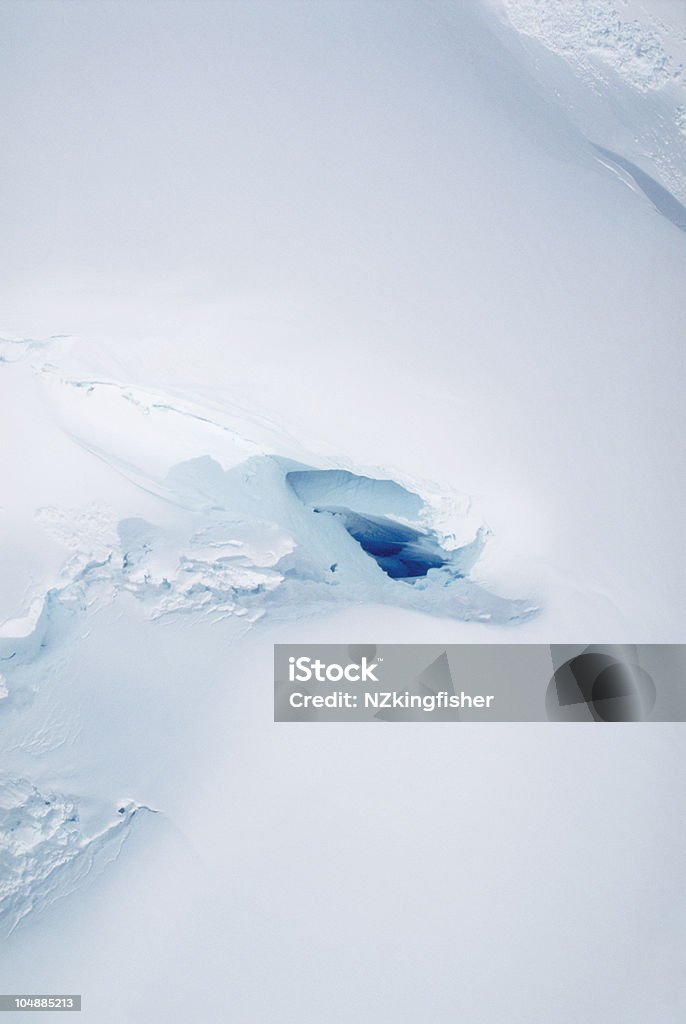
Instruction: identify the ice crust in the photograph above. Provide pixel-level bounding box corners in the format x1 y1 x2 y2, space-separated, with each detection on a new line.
492 0 686 203
0 348 534 932
498 0 685 93
0 779 148 935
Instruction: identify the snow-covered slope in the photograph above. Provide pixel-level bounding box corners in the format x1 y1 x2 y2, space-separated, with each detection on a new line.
1 0 684 1020
487 0 686 204
0 335 534 938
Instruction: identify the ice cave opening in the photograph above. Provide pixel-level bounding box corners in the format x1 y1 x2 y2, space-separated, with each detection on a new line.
285 468 450 582
314 508 448 580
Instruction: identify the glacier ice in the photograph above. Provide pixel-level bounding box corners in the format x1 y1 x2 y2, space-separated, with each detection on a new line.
0 353 536 933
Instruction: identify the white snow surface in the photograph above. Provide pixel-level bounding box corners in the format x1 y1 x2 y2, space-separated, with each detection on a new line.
489 0 686 202
1 0 685 1021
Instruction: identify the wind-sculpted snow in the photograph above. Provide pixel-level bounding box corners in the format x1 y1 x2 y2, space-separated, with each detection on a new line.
0 346 536 931
0 354 536 641
592 143 686 230
492 0 686 206
1 451 534 660
0 777 149 935
497 0 685 93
